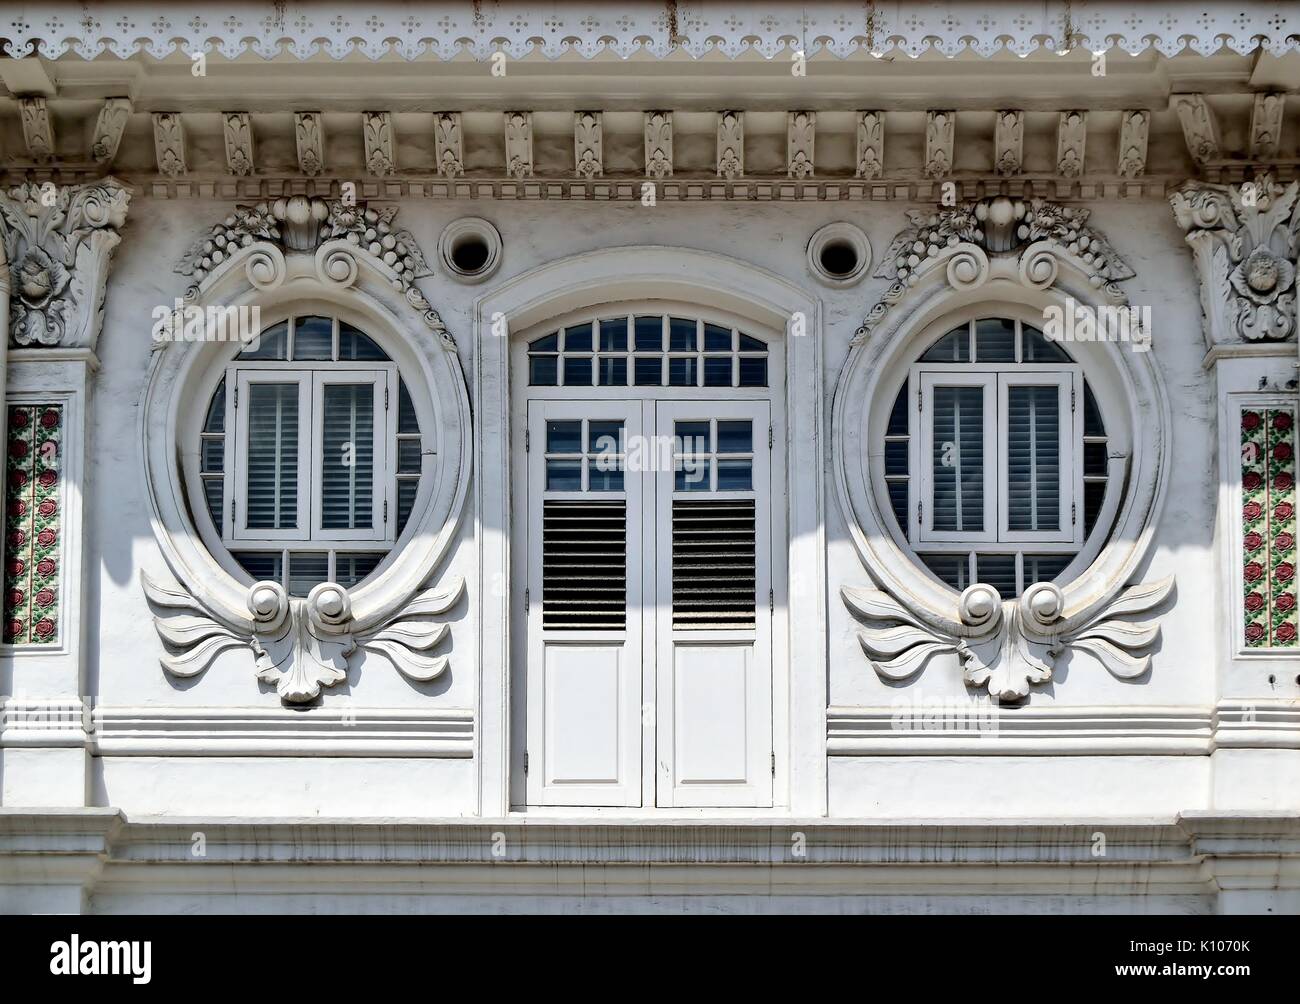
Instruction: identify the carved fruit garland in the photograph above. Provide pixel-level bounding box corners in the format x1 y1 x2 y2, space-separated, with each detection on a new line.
843 577 1174 701
144 572 464 703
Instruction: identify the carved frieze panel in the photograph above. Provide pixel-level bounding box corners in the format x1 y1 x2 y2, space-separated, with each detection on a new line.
645 112 673 179
717 111 743 179
856 112 884 180
435 113 465 178
575 112 603 179
223 112 255 176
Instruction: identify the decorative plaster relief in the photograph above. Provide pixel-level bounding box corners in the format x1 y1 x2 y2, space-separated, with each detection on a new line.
2 404 63 645
1240 406 1299 648
152 113 186 176
856 112 884 180
856 195 1135 342
644 112 673 179
924 111 954 179
788 112 815 179
717 112 743 179
1169 173 1300 344
434 113 465 178
18 98 55 162
223 112 255 176
1173 94 1221 166
175 195 449 344
1250 93 1285 160
1056 111 1086 179
363 112 396 176
574 112 603 179
994 110 1023 176
1117 110 1149 178
504 112 534 180
294 112 325 177
0 179 132 348
91 98 132 165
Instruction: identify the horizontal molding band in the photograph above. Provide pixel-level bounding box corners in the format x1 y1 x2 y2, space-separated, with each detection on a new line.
825 704 1292 756
90 706 474 757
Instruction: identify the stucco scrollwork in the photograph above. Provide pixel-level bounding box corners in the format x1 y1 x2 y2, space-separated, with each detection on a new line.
1169 173 1299 345
835 197 1171 703
142 196 472 704
176 194 451 347
0 179 131 349
854 195 1135 343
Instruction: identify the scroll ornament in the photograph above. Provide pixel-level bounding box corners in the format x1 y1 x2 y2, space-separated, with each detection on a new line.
143 572 464 703
843 578 1174 701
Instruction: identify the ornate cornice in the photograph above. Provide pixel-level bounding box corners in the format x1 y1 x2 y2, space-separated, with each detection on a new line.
855 194 1135 342
1169 173 1300 345
174 194 449 344
7 3 1297 61
0 179 131 349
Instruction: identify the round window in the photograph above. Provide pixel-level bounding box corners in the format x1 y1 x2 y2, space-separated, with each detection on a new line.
193 313 426 596
880 315 1112 598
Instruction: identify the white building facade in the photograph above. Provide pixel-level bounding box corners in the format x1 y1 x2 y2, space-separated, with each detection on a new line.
0 2 1299 914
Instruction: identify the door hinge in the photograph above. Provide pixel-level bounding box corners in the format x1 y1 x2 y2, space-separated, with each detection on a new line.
525 426 530 453
1071 502 1077 525
524 587 530 613
523 752 529 775
917 499 923 525
233 386 238 409
771 752 776 776
384 385 389 410
230 498 235 524
768 424 773 449
383 499 388 524
1071 386 1076 411
769 587 774 613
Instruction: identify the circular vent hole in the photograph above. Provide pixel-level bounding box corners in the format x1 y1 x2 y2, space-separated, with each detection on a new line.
819 240 859 278
451 234 491 274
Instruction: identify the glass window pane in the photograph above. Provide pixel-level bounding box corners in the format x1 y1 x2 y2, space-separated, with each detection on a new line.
546 459 582 490
675 421 711 454
292 316 333 360
529 355 558 386
717 458 752 490
239 321 288 360
669 317 697 351
205 378 226 432
321 383 375 530
931 385 984 532
737 333 766 352
1025 553 1073 586
675 458 711 491
599 318 627 351
203 477 224 530
338 323 389 361
920 553 968 590
563 356 592 386
246 382 300 529
737 356 767 386
634 356 662 386
668 357 697 386
398 438 422 473
287 552 329 596
1006 385 1061 532
587 462 624 492
887 380 909 437
546 420 582 453
597 356 627 386
704 324 732 352
564 323 593 353
885 439 909 476
1022 324 1072 363
975 553 1018 598
233 551 282 583
1083 382 1106 438
530 332 559 352
1084 481 1106 536
587 420 624 454
921 325 970 363
202 437 225 472
704 356 733 387
1084 441 1108 477
335 551 384 588
717 421 752 453
634 315 663 351
397 479 418 533
974 318 1016 362
887 480 909 537
397 380 419 435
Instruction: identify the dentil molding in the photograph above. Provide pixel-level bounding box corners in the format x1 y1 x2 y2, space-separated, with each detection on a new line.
0 179 131 349
1169 172 1300 345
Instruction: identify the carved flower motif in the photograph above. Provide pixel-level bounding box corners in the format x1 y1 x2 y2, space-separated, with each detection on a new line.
1230 247 1295 304
16 247 69 308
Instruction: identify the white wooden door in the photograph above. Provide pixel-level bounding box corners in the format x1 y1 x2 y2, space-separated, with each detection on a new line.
653 401 773 807
525 401 644 806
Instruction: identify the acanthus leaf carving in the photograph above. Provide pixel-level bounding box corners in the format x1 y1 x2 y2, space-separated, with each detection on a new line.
644 112 673 179
854 195 1134 343
434 112 465 178
843 577 1174 702
856 111 884 180
504 111 534 180
19 97 55 162
716 111 743 179
574 112 604 179
1117 110 1150 178
0 178 132 349
223 112 255 176
294 112 325 177
1170 172 1299 345
144 571 464 704
363 111 396 177
91 97 132 165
